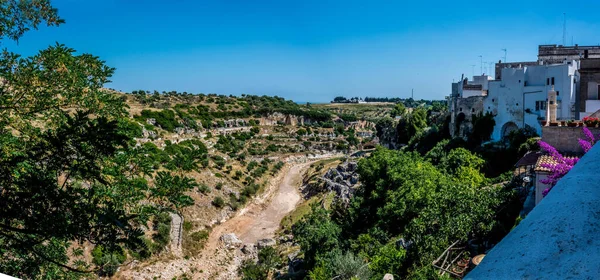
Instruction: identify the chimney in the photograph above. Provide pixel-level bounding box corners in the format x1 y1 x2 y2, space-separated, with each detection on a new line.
547 86 557 123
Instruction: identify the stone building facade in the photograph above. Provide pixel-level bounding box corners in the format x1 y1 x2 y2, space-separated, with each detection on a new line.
450 44 600 141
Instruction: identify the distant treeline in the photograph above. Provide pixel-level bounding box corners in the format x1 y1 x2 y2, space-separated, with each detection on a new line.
332 96 446 108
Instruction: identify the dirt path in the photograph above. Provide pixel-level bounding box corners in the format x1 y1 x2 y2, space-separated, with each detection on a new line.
117 159 318 280
222 162 305 243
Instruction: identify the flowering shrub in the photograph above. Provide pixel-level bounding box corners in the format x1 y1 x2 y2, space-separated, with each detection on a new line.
582 116 599 127
538 127 597 196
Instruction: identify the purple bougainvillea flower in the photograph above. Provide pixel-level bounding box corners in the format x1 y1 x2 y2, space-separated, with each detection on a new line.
537 127 594 197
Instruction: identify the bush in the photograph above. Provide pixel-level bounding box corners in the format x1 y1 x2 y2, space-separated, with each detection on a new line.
153 212 172 250
266 144 278 152
191 230 209 242
239 246 281 280
137 109 180 132
91 245 127 276
183 221 193 231
198 184 211 194
212 196 225 208
216 182 223 190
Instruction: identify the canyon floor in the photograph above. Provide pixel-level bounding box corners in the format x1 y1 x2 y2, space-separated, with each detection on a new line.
117 159 316 280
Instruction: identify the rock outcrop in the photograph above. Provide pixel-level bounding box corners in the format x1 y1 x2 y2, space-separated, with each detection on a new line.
257 238 276 249
322 161 360 203
220 233 242 249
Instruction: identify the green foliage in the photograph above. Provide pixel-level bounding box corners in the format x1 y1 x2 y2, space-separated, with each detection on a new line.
0 5 200 277
138 109 180 132
291 147 515 279
368 241 406 279
468 112 495 146
239 246 281 280
151 172 197 210
266 144 278 152
396 107 428 144
91 245 126 276
292 204 341 268
152 212 172 252
338 113 358 122
198 184 211 194
328 251 371 280
297 128 308 136
519 137 541 154
212 196 225 208
390 103 406 118
191 230 209 242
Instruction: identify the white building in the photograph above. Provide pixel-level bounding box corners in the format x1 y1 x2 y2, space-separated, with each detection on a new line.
484 62 579 140
449 44 600 142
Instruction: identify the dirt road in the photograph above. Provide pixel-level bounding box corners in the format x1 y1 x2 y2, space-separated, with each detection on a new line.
118 160 315 280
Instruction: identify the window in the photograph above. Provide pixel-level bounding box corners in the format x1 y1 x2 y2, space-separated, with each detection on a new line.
547 78 550 85
471 108 475 113
556 91 559 96
516 103 519 106
551 77 555 85
536 101 547 111
459 107 462 112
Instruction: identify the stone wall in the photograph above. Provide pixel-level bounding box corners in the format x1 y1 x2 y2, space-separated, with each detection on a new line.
450 96 485 138
541 126 600 154
579 59 600 115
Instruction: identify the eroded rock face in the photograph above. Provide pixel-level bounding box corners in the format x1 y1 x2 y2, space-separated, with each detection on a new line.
241 243 257 255
383 273 394 280
321 160 360 203
257 238 276 249
220 233 242 249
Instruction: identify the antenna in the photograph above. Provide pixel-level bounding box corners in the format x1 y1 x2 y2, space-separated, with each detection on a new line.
563 13 566 46
478 55 483 75
470 65 475 77
501 48 507 62
411 88 414 99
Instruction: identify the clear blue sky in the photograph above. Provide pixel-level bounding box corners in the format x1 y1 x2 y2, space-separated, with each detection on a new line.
6 0 600 103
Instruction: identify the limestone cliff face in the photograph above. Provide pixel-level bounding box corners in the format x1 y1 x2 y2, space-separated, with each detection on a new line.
259 113 315 126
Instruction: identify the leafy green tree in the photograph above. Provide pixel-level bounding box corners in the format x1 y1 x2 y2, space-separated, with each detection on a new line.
0 3 198 277
368 241 406 279
390 102 406 118
351 148 443 235
292 204 341 269
396 107 428 144
468 112 495 147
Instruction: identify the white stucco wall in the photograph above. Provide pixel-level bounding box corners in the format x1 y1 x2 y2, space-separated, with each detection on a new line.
535 172 549 205
485 63 577 140
462 89 483 98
